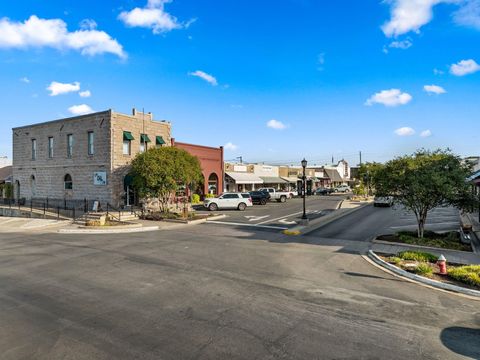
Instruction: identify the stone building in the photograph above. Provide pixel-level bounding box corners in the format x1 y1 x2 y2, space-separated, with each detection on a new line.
12 109 171 207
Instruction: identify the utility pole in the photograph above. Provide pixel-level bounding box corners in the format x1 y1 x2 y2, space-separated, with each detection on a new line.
236 156 243 164
359 151 362 166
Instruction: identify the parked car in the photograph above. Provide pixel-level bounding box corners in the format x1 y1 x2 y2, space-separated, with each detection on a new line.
315 187 334 195
204 192 253 211
334 184 351 193
373 196 393 207
249 191 270 205
258 188 294 203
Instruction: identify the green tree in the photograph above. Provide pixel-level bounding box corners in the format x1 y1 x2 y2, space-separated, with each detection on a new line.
373 149 476 238
131 147 203 212
358 162 384 196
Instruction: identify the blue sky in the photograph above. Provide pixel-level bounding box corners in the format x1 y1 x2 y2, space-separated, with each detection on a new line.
0 0 479 166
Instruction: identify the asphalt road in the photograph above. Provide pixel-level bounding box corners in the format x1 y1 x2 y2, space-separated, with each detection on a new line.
308 204 461 241
0 224 478 359
198 195 345 230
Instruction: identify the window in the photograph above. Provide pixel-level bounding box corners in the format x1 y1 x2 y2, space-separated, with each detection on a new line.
67 134 73 158
223 194 240 199
140 134 151 153
87 131 94 155
31 139 37 160
156 135 166 148
123 140 131 155
241 194 250 198
123 131 134 155
48 137 54 158
64 174 73 190
30 175 36 196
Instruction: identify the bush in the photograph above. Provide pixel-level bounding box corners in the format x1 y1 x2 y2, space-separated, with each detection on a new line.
191 194 201 204
205 193 215 198
447 265 480 287
414 263 433 277
388 256 402 265
397 251 438 263
396 231 469 251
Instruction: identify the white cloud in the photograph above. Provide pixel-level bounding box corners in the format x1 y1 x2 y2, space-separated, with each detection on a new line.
224 142 238 151
68 104 93 115
433 68 445 75
119 0 190 34
420 129 432 137
389 39 413 49
450 59 480 76
453 0 480 30
423 84 446 94
188 70 218 86
79 90 91 98
20 77 30 83
317 52 325 70
365 89 412 107
394 127 416 136
0 15 126 58
267 119 287 130
47 81 80 96
79 19 97 30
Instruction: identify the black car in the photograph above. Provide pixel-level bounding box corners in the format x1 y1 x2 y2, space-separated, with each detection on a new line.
249 191 270 205
315 187 334 195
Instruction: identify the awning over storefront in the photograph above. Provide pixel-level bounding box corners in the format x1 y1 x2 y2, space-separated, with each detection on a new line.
156 136 166 145
281 176 301 184
123 131 135 140
226 172 263 184
140 134 151 143
260 176 288 184
324 168 343 182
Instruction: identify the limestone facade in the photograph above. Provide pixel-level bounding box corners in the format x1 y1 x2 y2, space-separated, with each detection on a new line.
12 109 171 207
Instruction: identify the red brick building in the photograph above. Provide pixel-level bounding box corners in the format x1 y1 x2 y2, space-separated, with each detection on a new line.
173 140 224 196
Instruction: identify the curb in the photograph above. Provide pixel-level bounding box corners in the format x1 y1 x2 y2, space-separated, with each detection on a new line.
372 239 476 255
284 202 371 236
58 226 159 234
206 214 227 221
367 249 480 299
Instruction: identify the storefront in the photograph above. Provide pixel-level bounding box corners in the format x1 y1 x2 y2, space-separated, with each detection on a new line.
225 172 263 192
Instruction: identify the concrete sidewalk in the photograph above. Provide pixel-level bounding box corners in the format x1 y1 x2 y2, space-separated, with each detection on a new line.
371 240 480 265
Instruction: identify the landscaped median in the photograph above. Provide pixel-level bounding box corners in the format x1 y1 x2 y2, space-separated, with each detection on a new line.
367 249 480 299
282 199 372 236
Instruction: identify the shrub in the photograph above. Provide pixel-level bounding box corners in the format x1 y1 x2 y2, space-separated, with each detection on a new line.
447 265 480 287
191 194 201 204
205 193 215 198
414 263 433 277
388 257 402 265
397 251 438 263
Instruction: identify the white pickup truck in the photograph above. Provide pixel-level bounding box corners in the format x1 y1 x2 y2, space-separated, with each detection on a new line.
258 188 294 203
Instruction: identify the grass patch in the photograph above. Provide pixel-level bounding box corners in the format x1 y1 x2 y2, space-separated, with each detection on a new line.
388 256 402 265
397 250 438 263
413 263 433 277
378 231 471 252
447 265 480 288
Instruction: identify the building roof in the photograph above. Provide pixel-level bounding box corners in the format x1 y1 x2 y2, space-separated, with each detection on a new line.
0 166 12 182
324 168 343 182
226 172 263 184
467 170 480 182
260 176 288 184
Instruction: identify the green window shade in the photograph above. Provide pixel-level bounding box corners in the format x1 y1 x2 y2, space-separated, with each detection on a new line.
140 134 151 143
156 136 166 145
123 131 135 140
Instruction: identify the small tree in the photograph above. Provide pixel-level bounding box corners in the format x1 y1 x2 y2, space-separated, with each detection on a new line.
358 162 384 196
131 147 203 213
373 149 476 238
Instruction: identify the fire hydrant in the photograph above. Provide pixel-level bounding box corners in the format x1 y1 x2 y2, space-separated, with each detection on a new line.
437 254 447 275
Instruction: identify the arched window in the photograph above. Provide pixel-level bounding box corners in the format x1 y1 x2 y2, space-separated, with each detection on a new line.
30 175 36 196
64 174 73 190
208 173 219 195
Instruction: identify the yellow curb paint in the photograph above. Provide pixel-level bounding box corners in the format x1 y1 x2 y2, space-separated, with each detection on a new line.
283 230 301 236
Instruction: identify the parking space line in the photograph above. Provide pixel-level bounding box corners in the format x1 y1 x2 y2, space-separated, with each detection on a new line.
208 221 288 230
256 211 304 225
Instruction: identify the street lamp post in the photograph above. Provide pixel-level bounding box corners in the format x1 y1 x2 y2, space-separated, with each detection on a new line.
301 158 308 222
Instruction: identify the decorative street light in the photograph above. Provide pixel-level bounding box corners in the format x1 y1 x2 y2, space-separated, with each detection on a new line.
301 158 308 222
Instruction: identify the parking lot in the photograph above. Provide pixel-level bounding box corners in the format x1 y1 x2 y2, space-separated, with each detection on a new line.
196 195 346 230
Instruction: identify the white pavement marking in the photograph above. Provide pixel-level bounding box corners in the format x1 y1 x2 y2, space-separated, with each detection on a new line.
279 219 297 225
256 211 304 225
208 221 288 230
244 215 270 222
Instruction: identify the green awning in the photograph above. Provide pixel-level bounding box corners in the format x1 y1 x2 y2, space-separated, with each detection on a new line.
140 134 151 143
156 136 166 145
123 131 134 141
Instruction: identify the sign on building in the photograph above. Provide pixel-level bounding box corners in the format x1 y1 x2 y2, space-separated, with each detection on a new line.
93 171 107 185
